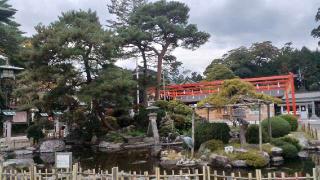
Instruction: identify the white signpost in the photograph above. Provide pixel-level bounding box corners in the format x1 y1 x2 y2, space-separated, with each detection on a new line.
55 152 72 169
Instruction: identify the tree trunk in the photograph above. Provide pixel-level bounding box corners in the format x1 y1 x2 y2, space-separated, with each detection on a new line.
155 44 169 100
239 124 248 146
83 45 93 83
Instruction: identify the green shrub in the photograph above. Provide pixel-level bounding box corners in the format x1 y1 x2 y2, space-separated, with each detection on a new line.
198 139 224 153
279 136 301 151
195 122 230 148
171 114 191 132
245 125 269 144
270 138 287 147
127 130 145 137
27 125 44 144
116 115 133 127
261 117 290 138
281 143 298 159
104 132 124 143
279 115 298 131
236 151 268 168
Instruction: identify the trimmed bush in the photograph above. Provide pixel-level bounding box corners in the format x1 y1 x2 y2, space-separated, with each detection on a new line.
281 143 298 159
245 125 269 144
271 136 301 150
195 122 230 148
236 151 268 168
279 114 298 131
27 125 44 144
198 139 224 153
270 138 287 147
261 116 290 138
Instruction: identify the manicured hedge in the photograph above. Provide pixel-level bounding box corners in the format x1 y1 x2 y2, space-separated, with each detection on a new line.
270 136 300 159
261 116 290 138
279 114 298 131
195 122 230 148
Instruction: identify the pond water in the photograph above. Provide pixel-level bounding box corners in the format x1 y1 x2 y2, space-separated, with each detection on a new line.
29 146 318 176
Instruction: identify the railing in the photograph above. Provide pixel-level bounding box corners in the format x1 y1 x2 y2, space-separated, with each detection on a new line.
0 165 319 180
301 123 320 140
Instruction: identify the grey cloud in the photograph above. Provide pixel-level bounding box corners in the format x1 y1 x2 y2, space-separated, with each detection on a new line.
8 0 320 72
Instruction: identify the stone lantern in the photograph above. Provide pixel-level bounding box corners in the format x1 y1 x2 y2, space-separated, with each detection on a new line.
146 105 160 145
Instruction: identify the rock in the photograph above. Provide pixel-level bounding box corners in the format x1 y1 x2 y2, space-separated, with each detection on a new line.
40 140 65 153
91 135 98 144
209 153 230 167
261 151 270 164
271 156 284 166
127 137 145 144
231 160 247 168
143 137 154 144
40 153 55 164
298 151 309 159
271 147 283 156
160 159 179 168
14 150 33 156
98 141 123 150
309 140 320 146
234 148 248 153
14 150 33 159
26 147 36 151
3 159 34 168
304 146 317 151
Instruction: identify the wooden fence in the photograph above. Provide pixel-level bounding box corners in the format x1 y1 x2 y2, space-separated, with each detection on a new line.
301 123 320 140
0 164 319 180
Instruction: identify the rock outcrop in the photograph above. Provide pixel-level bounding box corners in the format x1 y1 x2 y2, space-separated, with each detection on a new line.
40 140 65 153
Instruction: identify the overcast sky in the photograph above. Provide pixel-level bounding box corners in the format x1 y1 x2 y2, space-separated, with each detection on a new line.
9 0 320 73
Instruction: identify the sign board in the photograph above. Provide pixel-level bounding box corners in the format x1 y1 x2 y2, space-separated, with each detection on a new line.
55 152 72 169
232 108 246 118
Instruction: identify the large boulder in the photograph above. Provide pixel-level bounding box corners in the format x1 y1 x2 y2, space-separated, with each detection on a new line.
98 141 123 152
40 153 55 164
271 147 283 156
209 153 230 167
271 156 284 166
231 160 247 168
3 159 34 168
40 140 65 153
309 140 320 146
298 151 309 159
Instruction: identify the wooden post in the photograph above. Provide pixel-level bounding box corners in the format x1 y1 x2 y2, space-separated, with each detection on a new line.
313 168 317 180
202 166 206 180
112 167 119 180
191 107 195 158
256 169 261 180
207 166 211 180
267 103 272 138
30 165 36 180
0 165 2 180
213 170 217 180
248 173 252 180
155 167 160 180
72 163 78 180
258 103 262 152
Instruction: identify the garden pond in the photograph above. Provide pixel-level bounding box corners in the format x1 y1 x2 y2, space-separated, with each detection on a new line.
26 145 319 176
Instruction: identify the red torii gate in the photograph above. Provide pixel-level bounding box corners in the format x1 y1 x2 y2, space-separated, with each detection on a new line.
150 73 297 115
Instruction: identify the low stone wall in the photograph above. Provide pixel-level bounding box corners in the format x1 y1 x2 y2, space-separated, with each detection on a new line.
0 136 31 151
